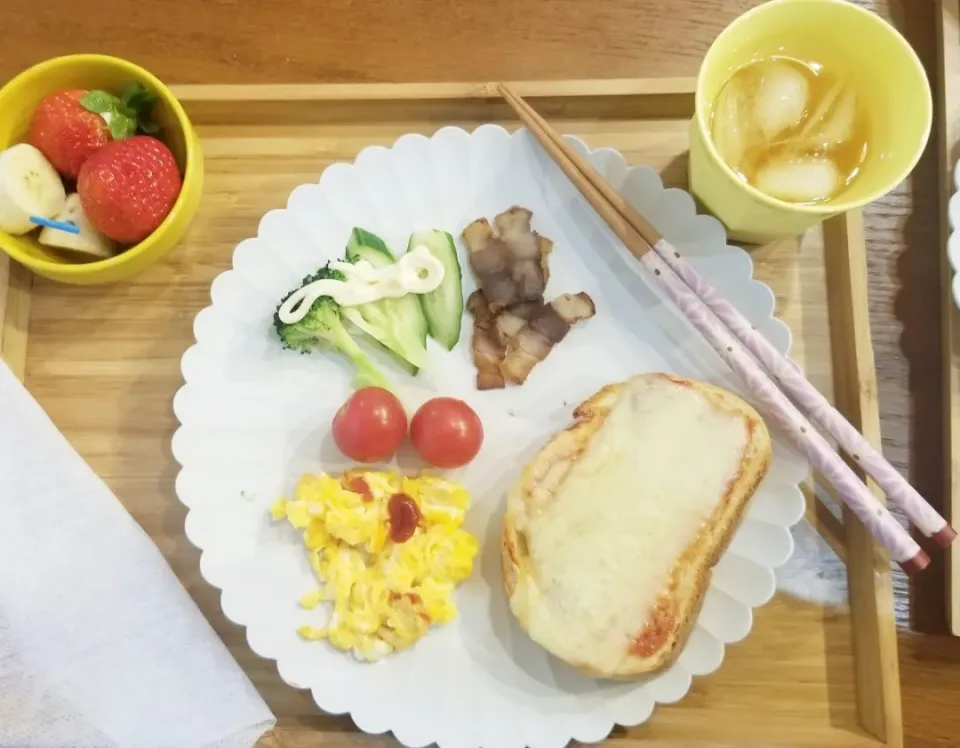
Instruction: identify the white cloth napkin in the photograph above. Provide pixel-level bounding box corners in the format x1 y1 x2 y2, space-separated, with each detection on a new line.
0 361 276 748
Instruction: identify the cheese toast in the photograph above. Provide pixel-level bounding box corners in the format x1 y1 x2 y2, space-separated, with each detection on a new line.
501 372 772 679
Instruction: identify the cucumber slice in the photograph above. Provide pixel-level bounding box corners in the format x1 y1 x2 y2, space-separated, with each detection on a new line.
342 227 429 374
361 332 419 376
345 227 395 266
409 230 463 350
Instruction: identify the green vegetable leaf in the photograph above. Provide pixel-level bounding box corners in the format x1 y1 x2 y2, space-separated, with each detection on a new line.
80 90 117 114
120 82 158 118
109 113 137 140
80 83 163 140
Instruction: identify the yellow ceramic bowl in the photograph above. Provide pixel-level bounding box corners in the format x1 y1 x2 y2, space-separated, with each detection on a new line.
0 54 203 284
689 0 932 244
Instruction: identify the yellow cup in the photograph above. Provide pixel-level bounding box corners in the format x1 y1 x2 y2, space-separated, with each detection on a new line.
0 54 203 284
689 0 931 244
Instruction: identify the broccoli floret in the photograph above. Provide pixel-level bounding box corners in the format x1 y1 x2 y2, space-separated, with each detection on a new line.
273 265 391 390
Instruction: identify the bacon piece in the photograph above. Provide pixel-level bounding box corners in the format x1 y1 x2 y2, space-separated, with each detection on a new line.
467 291 506 390
550 291 597 325
506 300 539 320
463 207 548 313
500 327 553 384
497 292 597 385
494 208 541 259
463 207 598 389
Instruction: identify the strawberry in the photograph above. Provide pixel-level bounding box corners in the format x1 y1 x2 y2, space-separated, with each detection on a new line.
28 83 161 180
78 136 182 244
28 90 111 179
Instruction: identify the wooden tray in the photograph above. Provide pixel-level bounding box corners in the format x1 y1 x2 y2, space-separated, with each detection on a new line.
937 0 960 639
0 79 902 747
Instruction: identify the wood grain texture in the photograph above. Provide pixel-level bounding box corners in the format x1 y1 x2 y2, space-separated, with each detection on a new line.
0 0 777 85
0 255 32 381
1 0 959 745
823 210 901 746
5 85 890 748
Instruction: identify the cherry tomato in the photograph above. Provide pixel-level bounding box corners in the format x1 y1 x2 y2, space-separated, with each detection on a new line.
332 387 407 463
409 397 483 468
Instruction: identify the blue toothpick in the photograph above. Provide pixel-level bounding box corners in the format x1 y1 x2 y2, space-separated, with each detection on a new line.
30 216 80 235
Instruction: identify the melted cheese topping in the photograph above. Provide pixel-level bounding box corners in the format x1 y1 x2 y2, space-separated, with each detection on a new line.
514 376 748 674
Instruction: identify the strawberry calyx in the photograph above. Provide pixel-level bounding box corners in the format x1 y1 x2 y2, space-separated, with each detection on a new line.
80 83 161 141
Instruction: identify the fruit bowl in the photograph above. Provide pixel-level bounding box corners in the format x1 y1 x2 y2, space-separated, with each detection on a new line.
0 54 203 284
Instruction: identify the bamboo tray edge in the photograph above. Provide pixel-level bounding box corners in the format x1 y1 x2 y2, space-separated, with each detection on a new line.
0 78 902 747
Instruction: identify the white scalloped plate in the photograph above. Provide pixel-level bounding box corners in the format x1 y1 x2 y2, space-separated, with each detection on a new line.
947 162 960 307
172 126 807 748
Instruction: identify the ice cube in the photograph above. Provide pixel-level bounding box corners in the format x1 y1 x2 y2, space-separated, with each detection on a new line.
711 79 749 172
806 86 857 149
753 155 841 203
752 60 810 141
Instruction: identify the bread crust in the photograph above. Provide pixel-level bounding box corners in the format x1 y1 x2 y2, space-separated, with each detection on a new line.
501 373 772 679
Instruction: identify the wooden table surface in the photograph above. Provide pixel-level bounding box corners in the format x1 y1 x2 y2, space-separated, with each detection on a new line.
2 0 959 745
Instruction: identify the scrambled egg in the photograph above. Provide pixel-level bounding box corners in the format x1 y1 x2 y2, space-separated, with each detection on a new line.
271 469 478 662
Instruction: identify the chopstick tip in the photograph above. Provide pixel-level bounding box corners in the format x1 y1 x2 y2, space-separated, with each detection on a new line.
932 524 958 548
902 550 931 575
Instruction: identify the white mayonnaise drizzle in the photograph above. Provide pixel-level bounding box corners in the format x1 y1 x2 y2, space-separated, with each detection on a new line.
277 244 445 324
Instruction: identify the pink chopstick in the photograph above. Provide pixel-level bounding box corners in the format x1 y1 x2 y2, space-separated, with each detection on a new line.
650 237 955 547
499 82 942 573
636 248 926 570
498 84 953 547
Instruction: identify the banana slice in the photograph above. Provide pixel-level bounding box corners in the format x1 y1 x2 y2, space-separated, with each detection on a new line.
39 193 115 259
0 143 66 235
